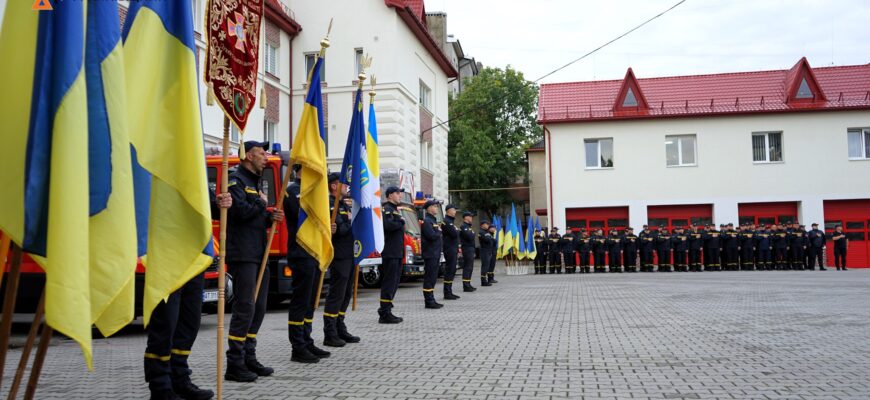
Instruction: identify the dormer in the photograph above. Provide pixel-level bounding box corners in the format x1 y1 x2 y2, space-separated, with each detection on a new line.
785 57 826 104
613 68 649 113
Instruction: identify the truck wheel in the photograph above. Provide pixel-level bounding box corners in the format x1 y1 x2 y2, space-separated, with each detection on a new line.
360 266 381 288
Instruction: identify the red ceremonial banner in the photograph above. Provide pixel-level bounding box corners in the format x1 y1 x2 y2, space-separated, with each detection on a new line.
205 0 264 132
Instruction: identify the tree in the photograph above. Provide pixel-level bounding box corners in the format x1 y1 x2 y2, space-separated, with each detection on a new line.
448 66 541 219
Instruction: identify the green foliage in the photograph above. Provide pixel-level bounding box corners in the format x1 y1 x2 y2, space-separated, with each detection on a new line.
448 66 542 218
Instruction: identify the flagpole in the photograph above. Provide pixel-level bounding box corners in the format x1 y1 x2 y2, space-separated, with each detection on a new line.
352 80 376 311
0 242 23 387
0 232 9 290
8 291 45 399
215 116 231 400
23 322 52 400
254 33 331 304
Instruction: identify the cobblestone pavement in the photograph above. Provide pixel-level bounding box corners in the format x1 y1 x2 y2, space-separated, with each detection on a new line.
2 264 870 399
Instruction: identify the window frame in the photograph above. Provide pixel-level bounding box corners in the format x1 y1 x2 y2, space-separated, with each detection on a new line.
265 42 279 76
419 81 431 111
665 134 697 167
584 138 614 170
264 120 276 145
847 128 870 160
751 131 784 164
354 48 364 76
230 123 240 143
304 52 325 82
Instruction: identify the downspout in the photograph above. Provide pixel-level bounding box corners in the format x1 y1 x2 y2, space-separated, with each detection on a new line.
288 37 293 148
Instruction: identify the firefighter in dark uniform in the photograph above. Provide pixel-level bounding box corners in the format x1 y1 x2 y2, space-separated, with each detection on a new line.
578 230 592 273
145 190 230 400
639 225 656 272
224 141 284 380
440 205 460 300
322 174 360 348
547 227 562 273
421 200 443 309
591 229 607 273
704 225 722 271
671 226 689 272
790 224 807 270
807 223 827 270
533 227 546 274
755 225 773 270
739 225 756 270
622 227 639 272
722 223 739 271
772 224 789 270
606 229 623 273
459 212 478 290
687 225 704 272
487 224 499 284
561 229 577 273
378 187 406 323
656 228 672 272
832 225 848 270
478 221 495 286
284 166 331 364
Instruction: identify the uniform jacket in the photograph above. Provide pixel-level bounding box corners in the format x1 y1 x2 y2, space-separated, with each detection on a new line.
832 231 848 250
704 230 722 249
622 233 638 254
591 235 607 253
738 230 755 251
561 233 577 254
755 230 772 250
227 166 271 264
772 231 789 249
639 230 657 252
656 233 672 252
606 233 623 253
688 230 704 251
441 216 459 253
381 202 406 258
723 230 740 249
421 213 442 259
479 229 496 253
671 233 688 252
331 195 353 260
460 222 476 249
807 229 826 248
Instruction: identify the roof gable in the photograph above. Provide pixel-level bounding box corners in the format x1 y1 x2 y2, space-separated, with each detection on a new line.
784 57 826 103
613 68 649 114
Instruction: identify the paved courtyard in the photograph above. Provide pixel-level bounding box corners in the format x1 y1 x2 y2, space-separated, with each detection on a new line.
2 265 870 399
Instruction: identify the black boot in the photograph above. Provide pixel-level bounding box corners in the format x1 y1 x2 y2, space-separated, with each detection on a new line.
290 347 320 363
151 390 182 400
337 315 360 343
322 316 346 347
444 283 460 300
424 291 443 309
378 309 403 324
172 381 214 400
480 277 492 287
224 363 258 382
488 273 498 283
308 344 331 358
245 358 274 377
463 280 477 292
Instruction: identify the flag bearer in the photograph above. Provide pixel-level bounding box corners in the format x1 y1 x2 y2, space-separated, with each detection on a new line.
225 141 284 378
322 174 359 347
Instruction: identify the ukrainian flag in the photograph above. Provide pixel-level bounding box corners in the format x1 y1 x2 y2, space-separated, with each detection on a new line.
291 56 334 271
501 214 514 257
0 1 93 366
123 0 214 325
86 0 138 338
526 214 537 260
517 221 526 260
495 216 505 259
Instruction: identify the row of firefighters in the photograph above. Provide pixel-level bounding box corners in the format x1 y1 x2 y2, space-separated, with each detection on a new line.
530 222 844 273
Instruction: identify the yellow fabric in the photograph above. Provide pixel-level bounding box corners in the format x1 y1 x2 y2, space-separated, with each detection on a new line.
290 102 334 272
124 9 213 326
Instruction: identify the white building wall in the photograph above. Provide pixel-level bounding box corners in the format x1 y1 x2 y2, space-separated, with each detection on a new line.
288 0 450 200
547 110 870 229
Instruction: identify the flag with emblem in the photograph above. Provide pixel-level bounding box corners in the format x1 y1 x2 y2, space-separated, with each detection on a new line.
123 0 215 326
340 87 384 264
290 55 333 271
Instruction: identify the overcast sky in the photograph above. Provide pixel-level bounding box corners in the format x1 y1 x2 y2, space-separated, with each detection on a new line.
428 0 870 83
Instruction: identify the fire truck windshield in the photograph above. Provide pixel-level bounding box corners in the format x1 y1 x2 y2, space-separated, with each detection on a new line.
399 207 420 237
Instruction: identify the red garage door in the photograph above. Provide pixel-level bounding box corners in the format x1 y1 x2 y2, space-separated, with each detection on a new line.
566 206 629 234
738 202 798 227
647 204 713 231
824 200 870 268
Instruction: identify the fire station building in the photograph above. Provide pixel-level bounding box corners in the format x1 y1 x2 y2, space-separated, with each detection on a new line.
537 58 870 267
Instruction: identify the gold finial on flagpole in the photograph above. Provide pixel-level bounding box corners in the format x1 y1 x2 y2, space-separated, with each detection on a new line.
358 53 372 90
369 75 377 101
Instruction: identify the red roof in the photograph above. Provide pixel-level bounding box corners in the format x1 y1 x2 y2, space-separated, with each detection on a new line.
264 0 302 35
538 58 870 123
385 0 458 78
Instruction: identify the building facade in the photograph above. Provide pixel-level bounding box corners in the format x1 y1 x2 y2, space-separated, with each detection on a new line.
286 0 458 201
538 58 870 267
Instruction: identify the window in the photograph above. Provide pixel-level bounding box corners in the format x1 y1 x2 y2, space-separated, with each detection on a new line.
354 48 364 76
752 132 783 163
847 128 870 159
304 53 325 81
264 121 276 145
665 134 697 166
623 88 638 107
584 138 614 168
648 218 668 228
261 167 276 206
420 141 432 170
191 0 201 33
419 81 431 110
692 217 713 226
265 43 278 76
231 123 239 142
738 216 755 226
795 78 813 99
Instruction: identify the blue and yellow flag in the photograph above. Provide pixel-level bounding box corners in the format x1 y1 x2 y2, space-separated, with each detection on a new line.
508 204 520 256
86 0 138 338
291 56 334 271
517 218 526 260
526 214 537 260
501 213 514 257
0 1 93 366
340 88 384 264
495 216 505 259
123 0 214 325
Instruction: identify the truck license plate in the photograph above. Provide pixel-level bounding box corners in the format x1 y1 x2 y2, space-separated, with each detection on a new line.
202 290 219 303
